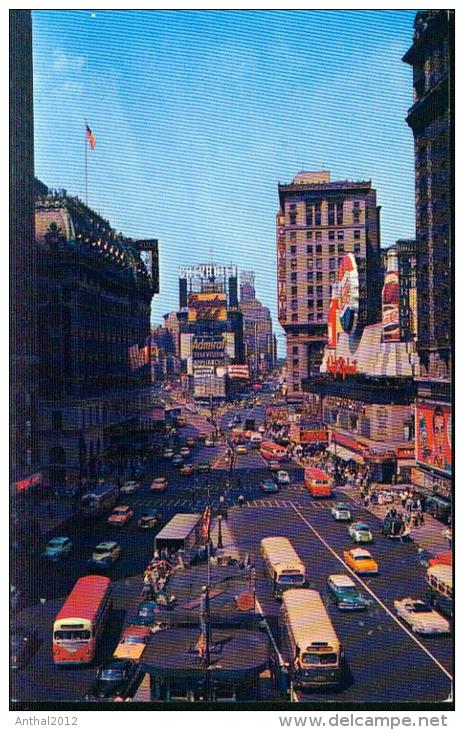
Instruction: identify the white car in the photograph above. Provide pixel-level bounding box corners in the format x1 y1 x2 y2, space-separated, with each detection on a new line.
179 447 191 457
163 448 174 458
43 536 73 561
276 470 290 484
121 480 140 494
331 503 352 521
204 438 214 447
348 521 373 544
394 598 450 635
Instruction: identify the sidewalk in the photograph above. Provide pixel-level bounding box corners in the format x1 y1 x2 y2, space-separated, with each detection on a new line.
339 485 450 555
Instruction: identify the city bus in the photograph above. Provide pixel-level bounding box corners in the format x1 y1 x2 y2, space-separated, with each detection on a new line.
427 564 453 618
304 467 332 498
260 537 306 599
282 589 344 690
80 483 120 517
53 576 112 665
260 441 287 461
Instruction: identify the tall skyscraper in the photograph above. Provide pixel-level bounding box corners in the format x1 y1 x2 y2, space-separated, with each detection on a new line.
239 271 276 376
403 10 453 500
277 172 381 396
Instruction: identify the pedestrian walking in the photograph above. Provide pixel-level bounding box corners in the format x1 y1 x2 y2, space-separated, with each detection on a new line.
238 494 245 508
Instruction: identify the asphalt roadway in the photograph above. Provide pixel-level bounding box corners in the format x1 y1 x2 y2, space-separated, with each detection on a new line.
10 392 453 704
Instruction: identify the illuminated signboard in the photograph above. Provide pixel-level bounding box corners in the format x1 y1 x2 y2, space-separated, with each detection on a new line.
416 404 452 475
228 364 250 379
326 355 357 379
188 293 227 321
192 336 225 367
338 254 360 333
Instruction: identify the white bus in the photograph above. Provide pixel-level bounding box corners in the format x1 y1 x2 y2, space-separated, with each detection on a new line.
282 589 344 690
260 537 306 599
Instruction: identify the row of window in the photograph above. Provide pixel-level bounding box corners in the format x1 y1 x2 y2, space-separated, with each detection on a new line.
288 230 362 242
288 207 364 226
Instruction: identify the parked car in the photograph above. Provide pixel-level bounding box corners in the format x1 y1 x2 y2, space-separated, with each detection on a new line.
197 461 211 474
172 454 184 467
348 522 373 544
107 505 134 526
42 536 73 561
186 437 196 447
91 659 140 700
343 548 378 575
204 438 215 447
394 598 450 635
276 470 290 484
151 477 168 492
236 445 247 454
137 510 161 529
260 479 279 494
180 463 195 476
113 627 151 662
331 503 352 521
179 447 191 457
88 541 121 569
268 460 280 473
10 627 41 670
163 448 174 459
121 480 141 494
327 574 367 611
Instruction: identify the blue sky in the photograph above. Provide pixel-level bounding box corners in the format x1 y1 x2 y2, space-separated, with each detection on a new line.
32 9 417 353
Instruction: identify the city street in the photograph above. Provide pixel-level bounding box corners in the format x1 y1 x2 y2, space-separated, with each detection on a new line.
11 391 452 704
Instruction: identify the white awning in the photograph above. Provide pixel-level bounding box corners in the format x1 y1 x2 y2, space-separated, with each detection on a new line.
326 444 364 464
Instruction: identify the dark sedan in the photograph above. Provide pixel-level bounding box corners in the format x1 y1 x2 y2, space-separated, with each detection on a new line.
260 479 279 494
91 659 140 700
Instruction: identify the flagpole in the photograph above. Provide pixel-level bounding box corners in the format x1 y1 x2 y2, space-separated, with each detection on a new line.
84 124 88 206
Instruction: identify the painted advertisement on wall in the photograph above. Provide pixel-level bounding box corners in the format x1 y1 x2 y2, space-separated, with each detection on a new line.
415 403 452 475
192 336 225 367
188 292 227 321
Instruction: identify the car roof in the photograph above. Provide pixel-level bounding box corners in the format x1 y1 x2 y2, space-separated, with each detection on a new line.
329 574 357 587
352 521 369 528
336 503 350 508
121 626 151 638
113 505 130 510
96 541 118 549
350 548 372 557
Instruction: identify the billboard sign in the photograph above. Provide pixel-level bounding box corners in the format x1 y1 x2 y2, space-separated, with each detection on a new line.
188 293 227 321
382 270 400 341
416 404 452 474
228 364 250 379
192 336 225 367
338 254 360 333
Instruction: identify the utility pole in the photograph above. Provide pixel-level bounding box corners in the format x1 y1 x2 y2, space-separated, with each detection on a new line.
200 584 211 701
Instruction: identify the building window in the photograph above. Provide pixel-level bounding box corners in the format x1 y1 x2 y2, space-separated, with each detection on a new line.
329 244 335 254
307 258 314 268
329 258 336 270
316 272 323 282
338 244 344 253
52 411 62 430
317 299 323 308
293 358 299 366
315 231 322 241
307 285 314 294
354 243 361 254
293 383 300 391
354 230 361 240
316 259 322 270
336 203 343 225
315 204 321 226
307 272 313 281
337 231 344 241
316 312 323 320
290 203 296 210
291 313 298 322
329 271 336 282
353 201 360 209
316 244 322 254
290 231 297 240
290 214 297 226
329 231 335 240
291 299 298 309
291 272 297 282
308 299 314 308
291 286 298 296
338 258 343 267
306 231 313 240
328 203 335 226
291 258 297 268
306 245 313 255
308 313 314 321
292 346 299 354
316 285 323 296
306 204 313 226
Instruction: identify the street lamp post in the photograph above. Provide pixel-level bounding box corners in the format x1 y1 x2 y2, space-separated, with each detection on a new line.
217 514 223 549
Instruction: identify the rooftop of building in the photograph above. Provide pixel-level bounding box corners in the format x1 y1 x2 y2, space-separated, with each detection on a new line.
278 174 374 208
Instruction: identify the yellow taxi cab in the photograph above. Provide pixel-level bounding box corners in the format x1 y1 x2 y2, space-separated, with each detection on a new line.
113 626 151 662
236 445 247 455
180 463 195 476
107 505 134 526
343 548 378 575
151 477 168 492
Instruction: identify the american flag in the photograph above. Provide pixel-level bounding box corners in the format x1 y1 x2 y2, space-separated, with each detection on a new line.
86 124 96 150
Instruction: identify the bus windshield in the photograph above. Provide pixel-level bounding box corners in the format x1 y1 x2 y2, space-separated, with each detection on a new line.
54 629 91 641
280 574 305 585
302 652 338 665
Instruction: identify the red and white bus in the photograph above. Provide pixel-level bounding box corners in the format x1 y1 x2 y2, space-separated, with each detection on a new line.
260 441 287 461
304 467 332 497
53 576 112 665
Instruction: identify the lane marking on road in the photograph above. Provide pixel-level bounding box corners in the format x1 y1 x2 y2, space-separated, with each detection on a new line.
290 502 453 682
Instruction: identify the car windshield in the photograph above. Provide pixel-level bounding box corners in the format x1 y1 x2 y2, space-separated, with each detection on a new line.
94 546 110 555
354 554 370 561
100 669 124 680
355 524 369 531
113 509 127 515
339 586 359 596
302 652 337 665
122 636 145 644
280 574 304 584
411 602 431 613
48 539 65 547
337 505 349 510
